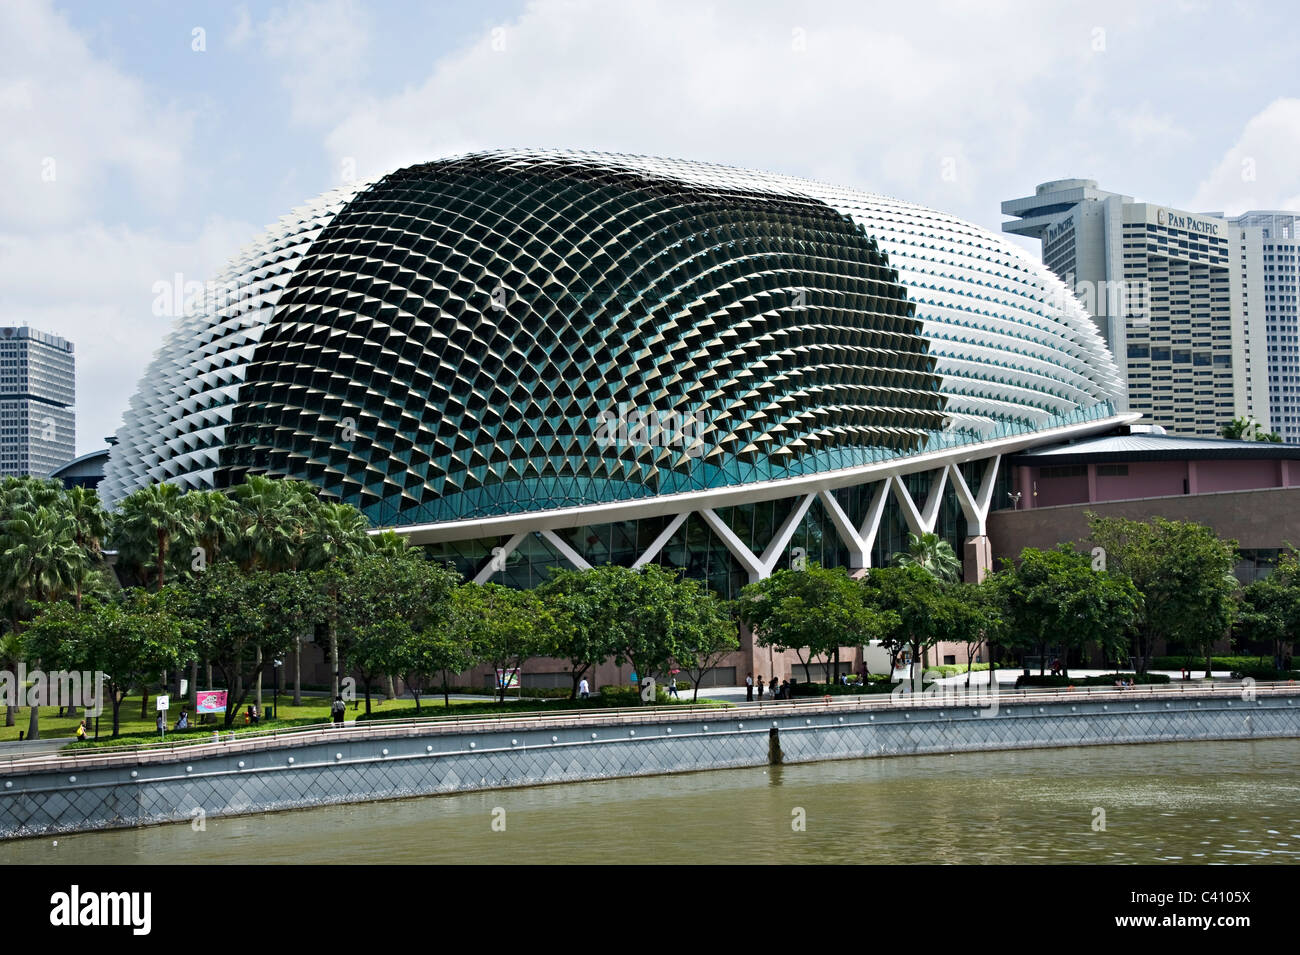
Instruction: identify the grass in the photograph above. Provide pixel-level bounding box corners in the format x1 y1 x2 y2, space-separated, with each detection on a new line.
1 691 484 747
356 696 732 722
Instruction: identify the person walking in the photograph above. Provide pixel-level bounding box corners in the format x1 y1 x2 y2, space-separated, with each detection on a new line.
156 712 164 735
330 694 346 726
769 676 779 699
578 677 590 700
668 676 679 699
745 673 754 702
756 675 764 700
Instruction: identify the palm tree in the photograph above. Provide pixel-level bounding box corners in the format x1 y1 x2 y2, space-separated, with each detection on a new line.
893 531 962 584
62 486 109 610
1 506 84 740
302 500 370 700
229 476 302 572
183 489 237 568
114 482 193 590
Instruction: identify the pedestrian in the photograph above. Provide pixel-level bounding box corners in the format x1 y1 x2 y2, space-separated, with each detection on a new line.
745 672 754 702
756 674 764 700
75 720 87 741
175 709 189 731
156 712 164 735
769 676 779 699
781 678 790 699
578 677 590 700
668 676 679 698
330 694 346 726
249 702 259 725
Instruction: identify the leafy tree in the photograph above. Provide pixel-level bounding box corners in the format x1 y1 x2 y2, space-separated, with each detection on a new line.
741 563 887 682
996 545 1139 677
1235 550 1300 672
400 626 476 710
23 591 193 737
859 564 945 682
181 562 320 727
336 552 458 714
302 500 371 699
675 598 741 701
1089 516 1238 675
452 583 555 702
952 577 1008 687
536 567 625 699
61 486 110 610
892 531 962 583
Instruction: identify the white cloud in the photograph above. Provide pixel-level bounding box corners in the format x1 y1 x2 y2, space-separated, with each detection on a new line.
0 217 258 453
319 0 1150 224
1190 98 1300 216
258 0 371 126
0 0 193 231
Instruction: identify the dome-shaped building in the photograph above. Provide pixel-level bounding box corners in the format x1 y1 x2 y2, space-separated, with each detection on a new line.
104 149 1131 592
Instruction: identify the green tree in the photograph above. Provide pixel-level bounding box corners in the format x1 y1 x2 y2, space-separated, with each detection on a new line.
892 530 962 583
113 482 194 590
451 583 554 702
859 564 944 683
1221 416 1283 443
23 591 193 737
536 567 625 699
741 563 887 683
675 598 741 702
302 500 371 699
61 486 110 610
952 577 1008 687
1235 549 1300 672
1089 516 1238 675
2 505 85 739
336 552 458 714
181 562 319 727
997 545 1139 678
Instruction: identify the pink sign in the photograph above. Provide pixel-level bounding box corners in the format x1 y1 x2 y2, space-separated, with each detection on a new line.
195 690 228 714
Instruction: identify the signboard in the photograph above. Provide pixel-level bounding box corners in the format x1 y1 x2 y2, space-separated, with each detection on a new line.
179 678 188 698
195 690 228 714
155 694 170 712
495 668 520 691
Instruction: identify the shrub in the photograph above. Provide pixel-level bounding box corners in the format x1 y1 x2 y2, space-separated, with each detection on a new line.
599 684 672 705
1015 673 1170 688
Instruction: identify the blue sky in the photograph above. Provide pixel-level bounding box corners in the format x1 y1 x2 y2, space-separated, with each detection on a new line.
3 0 1300 453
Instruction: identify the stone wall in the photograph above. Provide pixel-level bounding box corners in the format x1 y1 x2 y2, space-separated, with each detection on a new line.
2 690 1296 840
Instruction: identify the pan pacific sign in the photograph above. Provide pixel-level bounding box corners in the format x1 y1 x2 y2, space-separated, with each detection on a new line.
1155 207 1221 236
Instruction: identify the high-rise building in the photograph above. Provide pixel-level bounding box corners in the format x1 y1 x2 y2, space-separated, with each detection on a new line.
1003 179 1257 437
1228 212 1300 443
0 326 75 478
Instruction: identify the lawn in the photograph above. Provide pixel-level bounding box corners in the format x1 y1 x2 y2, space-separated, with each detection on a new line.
0 691 473 746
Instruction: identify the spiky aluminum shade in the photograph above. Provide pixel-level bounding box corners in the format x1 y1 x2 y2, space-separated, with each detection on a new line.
103 149 1123 526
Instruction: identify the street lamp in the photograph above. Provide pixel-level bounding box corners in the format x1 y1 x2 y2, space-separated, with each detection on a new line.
273 658 283 720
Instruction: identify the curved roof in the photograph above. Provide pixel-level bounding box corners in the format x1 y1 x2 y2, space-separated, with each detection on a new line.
103 149 1124 526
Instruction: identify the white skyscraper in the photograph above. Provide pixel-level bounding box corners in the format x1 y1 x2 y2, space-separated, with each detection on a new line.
1003 180 1261 438
0 326 76 478
1228 212 1300 444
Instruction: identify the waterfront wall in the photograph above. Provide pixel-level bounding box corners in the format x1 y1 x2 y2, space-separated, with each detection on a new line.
2 691 1297 839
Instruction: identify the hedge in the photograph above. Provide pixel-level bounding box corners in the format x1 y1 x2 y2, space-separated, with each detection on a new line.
1015 673 1171 688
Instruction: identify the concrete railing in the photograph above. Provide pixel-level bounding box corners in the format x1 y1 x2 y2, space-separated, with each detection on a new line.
2 680 1293 776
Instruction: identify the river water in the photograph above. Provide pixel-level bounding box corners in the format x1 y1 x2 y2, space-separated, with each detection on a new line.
4 738 1298 864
